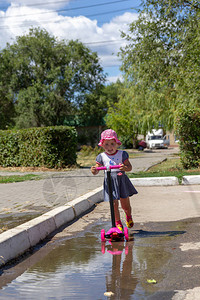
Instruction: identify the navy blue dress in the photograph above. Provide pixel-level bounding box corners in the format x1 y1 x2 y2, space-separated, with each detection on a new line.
96 150 138 201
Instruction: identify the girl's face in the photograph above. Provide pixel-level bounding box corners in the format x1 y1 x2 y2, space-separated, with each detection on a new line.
102 139 118 155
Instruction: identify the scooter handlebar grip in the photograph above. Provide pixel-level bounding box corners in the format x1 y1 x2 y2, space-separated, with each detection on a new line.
96 166 107 170
109 165 121 169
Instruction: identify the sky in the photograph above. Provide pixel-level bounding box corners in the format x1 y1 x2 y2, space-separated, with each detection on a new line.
0 0 142 83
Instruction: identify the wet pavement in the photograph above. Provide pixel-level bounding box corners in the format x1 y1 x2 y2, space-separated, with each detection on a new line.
0 218 200 300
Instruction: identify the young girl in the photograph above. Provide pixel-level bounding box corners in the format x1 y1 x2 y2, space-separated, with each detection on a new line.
91 129 138 231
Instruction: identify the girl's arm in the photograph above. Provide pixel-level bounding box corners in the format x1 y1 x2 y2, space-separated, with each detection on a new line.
119 159 132 172
91 153 103 175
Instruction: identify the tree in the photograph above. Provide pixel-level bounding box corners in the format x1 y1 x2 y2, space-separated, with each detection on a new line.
79 80 123 126
175 107 200 168
107 0 200 140
0 28 106 128
0 51 15 129
106 89 140 147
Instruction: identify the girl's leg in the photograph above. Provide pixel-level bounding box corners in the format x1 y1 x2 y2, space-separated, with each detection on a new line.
113 200 123 230
113 199 120 221
120 197 134 228
120 197 132 216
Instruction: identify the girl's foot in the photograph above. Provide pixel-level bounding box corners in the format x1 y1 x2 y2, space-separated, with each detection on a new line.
126 216 134 228
116 220 123 232
116 224 123 231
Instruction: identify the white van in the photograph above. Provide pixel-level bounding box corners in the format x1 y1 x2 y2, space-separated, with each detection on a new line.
146 129 170 149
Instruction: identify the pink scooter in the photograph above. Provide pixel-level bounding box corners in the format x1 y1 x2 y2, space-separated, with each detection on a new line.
96 165 129 242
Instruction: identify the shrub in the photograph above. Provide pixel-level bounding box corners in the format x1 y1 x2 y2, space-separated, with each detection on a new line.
0 126 77 168
175 107 200 169
79 145 103 156
119 135 133 149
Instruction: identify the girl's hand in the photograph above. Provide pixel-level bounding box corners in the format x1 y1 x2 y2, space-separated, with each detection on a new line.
91 166 99 175
119 164 126 171
119 160 132 172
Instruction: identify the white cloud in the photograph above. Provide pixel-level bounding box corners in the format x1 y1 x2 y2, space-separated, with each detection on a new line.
5 0 69 10
0 3 139 82
106 74 123 84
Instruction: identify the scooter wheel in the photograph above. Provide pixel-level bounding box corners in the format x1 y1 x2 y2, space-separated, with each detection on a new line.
101 229 106 242
101 242 105 254
124 227 129 241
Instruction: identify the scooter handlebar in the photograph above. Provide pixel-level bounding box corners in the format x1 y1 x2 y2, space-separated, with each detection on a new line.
96 165 121 170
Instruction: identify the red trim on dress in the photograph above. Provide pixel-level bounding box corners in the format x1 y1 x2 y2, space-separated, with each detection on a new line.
123 158 128 163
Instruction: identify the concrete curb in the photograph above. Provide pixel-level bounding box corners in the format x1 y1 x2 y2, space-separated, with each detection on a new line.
0 186 103 267
182 175 200 185
131 175 200 186
131 176 179 186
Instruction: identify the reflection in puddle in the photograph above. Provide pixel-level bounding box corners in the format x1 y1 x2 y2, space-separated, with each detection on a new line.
0 223 185 299
0 212 46 231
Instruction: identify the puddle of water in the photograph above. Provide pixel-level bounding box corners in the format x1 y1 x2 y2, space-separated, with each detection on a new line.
0 223 185 299
0 213 42 231
0 205 52 231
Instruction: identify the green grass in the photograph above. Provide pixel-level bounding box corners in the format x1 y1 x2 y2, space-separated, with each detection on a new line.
0 174 42 184
129 158 200 184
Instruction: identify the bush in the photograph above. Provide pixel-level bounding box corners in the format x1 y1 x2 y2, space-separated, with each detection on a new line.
0 126 77 168
79 145 103 156
175 107 200 169
120 135 133 149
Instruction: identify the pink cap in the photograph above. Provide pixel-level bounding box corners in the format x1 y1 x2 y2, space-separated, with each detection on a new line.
98 129 121 146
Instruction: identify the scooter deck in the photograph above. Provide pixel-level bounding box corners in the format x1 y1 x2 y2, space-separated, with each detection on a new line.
101 227 129 242
105 233 124 242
